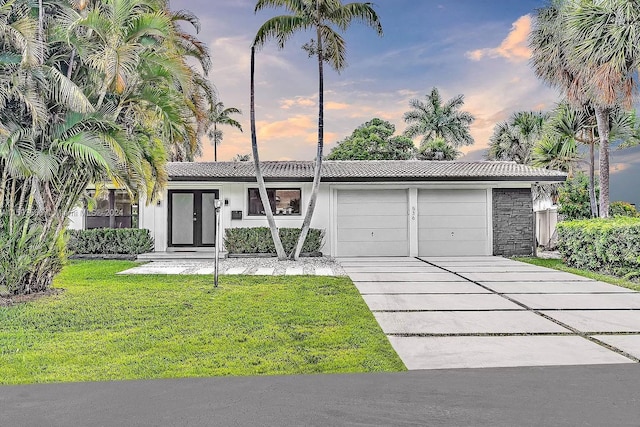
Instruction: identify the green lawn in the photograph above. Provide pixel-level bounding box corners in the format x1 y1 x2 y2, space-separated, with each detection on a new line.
516 257 640 292
0 261 405 385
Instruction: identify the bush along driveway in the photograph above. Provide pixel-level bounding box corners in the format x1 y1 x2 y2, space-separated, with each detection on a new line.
0 261 404 385
340 256 640 370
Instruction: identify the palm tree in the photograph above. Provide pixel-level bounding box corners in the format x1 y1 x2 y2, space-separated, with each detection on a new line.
531 0 640 217
249 46 287 259
403 87 475 148
539 103 597 215
233 153 251 162
0 0 210 294
206 95 243 162
487 111 547 164
416 138 460 160
254 0 383 260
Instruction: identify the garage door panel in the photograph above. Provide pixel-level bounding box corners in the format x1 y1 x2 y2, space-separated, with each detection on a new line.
338 215 407 229
418 189 489 256
338 190 407 204
418 202 485 216
338 241 409 257
336 189 408 257
419 228 487 241
419 215 486 229
339 202 408 216
420 240 488 256
339 228 407 243
418 190 487 203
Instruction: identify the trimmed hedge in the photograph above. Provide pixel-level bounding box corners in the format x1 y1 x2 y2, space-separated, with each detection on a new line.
224 227 324 255
557 217 640 278
67 228 154 255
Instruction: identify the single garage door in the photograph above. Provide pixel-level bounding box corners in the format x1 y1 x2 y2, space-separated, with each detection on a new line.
418 189 489 256
336 189 409 257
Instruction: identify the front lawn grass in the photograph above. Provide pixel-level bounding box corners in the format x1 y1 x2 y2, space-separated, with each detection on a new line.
0 261 405 385
515 258 640 292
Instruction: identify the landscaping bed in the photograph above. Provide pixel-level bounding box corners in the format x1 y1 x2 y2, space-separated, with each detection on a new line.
0 261 404 384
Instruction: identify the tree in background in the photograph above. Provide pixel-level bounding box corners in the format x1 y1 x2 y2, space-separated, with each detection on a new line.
416 138 460 160
326 118 414 160
487 111 547 164
531 0 640 217
532 103 637 217
233 154 251 162
206 93 242 162
253 0 383 260
403 87 475 149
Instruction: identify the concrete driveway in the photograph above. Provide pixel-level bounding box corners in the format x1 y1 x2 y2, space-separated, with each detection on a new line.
339 256 640 370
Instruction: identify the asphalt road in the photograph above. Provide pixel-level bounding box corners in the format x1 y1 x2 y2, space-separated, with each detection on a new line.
1 364 639 426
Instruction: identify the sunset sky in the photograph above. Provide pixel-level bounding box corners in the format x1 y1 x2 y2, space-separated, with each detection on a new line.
173 0 640 206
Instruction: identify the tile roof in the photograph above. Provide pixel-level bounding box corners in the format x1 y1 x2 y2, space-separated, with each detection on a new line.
167 160 567 182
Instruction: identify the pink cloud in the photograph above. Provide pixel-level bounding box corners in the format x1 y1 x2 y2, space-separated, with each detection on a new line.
325 101 350 110
467 15 532 63
257 115 315 142
280 96 316 109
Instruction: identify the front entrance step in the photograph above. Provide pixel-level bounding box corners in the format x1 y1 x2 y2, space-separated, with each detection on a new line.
137 251 227 262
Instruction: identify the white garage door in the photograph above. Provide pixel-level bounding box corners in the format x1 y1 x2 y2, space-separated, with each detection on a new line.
336 190 409 257
418 189 489 256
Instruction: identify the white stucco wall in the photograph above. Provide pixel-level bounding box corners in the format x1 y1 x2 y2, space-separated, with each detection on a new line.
139 180 533 257
140 181 331 253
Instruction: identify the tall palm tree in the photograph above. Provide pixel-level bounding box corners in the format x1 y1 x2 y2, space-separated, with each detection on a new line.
531 0 640 217
206 95 243 162
253 0 383 260
249 46 286 259
403 87 475 148
487 111 547 164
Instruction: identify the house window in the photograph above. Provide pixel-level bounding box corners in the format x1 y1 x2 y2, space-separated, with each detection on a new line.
85 190 138 229
248 188 301 216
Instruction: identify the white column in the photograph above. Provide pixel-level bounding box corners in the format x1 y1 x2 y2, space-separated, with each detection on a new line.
409 188 418 257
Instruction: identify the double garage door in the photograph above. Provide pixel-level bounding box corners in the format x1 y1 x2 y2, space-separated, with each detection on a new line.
336 189 489 257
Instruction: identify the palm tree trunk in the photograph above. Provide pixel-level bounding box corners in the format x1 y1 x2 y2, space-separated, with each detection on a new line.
588 133 598 218
594 106 610 218
250 46 286 260
214 124 218 162
67 49 76 79
38 0 44 63
0 164 9 211
292 12 324 260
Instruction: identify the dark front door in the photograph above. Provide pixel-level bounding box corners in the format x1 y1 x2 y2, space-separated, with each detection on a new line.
168 190 219 247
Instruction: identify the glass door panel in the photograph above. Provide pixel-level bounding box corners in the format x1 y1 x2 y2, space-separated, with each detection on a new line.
171 193 194 245
201 193 217 245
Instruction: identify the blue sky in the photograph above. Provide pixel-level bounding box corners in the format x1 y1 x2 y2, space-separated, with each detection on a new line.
173 0 640 206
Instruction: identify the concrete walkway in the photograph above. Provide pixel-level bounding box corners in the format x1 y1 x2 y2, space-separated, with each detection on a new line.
117 258 345 276
339 256 640 370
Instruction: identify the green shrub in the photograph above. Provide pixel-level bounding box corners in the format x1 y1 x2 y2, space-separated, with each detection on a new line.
557 172 597 220
609 201 640 218
224 227 324 254
67 229 154 255
557 217 640 277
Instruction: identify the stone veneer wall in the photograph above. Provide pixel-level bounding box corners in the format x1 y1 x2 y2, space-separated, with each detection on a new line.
492 188 534 257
